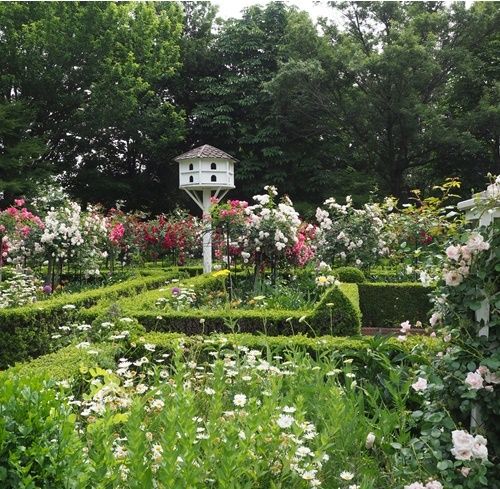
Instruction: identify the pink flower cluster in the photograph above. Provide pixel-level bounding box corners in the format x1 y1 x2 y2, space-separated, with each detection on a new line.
465 365 500 391
397 319 422 342
443 233 490 286
404 480 442 489
288 223 316 267
451 430 488 461
109 222 125 243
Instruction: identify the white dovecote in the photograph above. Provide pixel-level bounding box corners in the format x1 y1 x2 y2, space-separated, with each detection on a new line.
175 144 237 192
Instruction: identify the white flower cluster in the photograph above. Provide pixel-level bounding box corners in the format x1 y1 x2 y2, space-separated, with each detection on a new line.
0 268 42 308
315 275 339 287
272 406 326 488
315 197 387 267
451 430 488 461
41 201 84 257
242 187 301 259
35 200 110 276
156 286 197 311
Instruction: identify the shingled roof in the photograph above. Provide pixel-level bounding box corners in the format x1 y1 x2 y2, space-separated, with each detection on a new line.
174 144 238 162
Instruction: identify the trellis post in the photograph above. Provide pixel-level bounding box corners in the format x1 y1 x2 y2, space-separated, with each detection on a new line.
457 185 500 429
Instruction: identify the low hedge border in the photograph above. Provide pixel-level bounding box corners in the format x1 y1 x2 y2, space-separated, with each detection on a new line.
358 282 432 327
0 267 197 368
2 332 442 382
82 272 224 317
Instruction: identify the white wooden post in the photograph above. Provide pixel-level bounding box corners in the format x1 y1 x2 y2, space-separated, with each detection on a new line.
183 187 231 274
457 189 500 429
202 189 212 274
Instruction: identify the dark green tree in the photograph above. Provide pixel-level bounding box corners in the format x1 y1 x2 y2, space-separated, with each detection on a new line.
191 2 292 198
0 2 186 211
0 101 45 201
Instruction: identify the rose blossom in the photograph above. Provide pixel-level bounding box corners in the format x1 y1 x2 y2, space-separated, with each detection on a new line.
400 320 411 333
466 233 489 252
472 434 488 460
444 269 463 286
451 430 474 461
429 312 441 327
445 245 461 261
411 377 428 392
425 481 443 489
404 483 425 489
465 371 484 390
484 370 500 384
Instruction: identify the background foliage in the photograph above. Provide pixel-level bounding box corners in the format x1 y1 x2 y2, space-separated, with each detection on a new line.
0 1 498 212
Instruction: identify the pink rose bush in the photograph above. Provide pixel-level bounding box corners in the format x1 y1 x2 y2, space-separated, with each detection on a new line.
402 184 498 487
142 210 201 266
0 200 44 273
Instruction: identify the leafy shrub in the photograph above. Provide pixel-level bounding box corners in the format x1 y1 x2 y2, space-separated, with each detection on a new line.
0 375 87 487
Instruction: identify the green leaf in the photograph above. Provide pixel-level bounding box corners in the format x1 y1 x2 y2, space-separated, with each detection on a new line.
425 412 445 423
437 460 451 471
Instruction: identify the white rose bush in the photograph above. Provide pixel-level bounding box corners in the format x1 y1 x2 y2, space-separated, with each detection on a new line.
315 196 387 269
239 186 309 285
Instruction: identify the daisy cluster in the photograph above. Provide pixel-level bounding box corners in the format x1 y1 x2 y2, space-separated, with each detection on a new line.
0 268 42 308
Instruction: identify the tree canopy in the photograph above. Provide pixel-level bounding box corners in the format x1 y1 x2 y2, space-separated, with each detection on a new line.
0 1 498 212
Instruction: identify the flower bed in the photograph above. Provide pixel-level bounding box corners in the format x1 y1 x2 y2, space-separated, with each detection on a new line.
1 327 449 489
79 271 362 337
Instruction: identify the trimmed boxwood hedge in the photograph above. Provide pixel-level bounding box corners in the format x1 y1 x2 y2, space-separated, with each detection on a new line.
358 282 432 327
2 332 441 382
0 268 191 368
0 263 431 368
310 283 361 335
333 267 366 283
